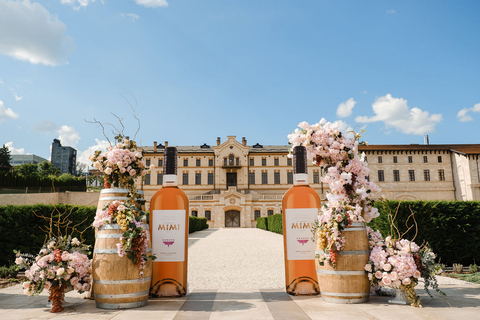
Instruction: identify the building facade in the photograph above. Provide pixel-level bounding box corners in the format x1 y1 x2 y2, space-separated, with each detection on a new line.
139 137 480 228
51 139 77 175
10 154 48 166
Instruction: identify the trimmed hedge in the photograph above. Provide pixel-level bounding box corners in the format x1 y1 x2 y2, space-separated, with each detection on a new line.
189 216 209 233
256 217 268 230
369 200 480 266
267 214 283 234
0 204 96 266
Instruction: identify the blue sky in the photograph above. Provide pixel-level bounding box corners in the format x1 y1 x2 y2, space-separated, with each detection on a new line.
1 0 479 168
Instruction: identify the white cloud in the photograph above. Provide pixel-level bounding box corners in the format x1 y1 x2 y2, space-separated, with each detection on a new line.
0 0 74 66
77 138 110 167
14 93 22 101
336 98 356 118
355 94 442 135
134 0 168 8
59 0 98 9
120 12 140 22
5 141 25 155
386 9 396 14
0 80 3 85
57 125 80 147
0 99 19 122
32 119 59 133
457 103 480 122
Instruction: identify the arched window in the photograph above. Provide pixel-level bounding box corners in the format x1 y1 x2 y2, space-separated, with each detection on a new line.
229 154 235 166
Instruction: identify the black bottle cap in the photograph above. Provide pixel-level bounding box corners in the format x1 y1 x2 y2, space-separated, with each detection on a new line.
293 146 307 174
164 147 177 175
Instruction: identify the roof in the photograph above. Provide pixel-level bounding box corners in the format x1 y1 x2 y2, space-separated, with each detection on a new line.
359 144 480 155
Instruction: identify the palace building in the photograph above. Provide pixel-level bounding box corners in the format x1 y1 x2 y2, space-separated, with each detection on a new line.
138 137 480 228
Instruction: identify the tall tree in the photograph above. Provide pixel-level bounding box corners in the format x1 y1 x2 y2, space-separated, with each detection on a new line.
38 161 60 177
0 145 12 172
14 163 39 176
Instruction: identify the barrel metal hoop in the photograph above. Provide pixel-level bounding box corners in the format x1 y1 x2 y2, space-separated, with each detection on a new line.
337 250 370 255
321 291 369 297
94 276 152 285
98 224 149 230
96 234 122 239
95 290 149 299
321 296 369 304
99 196 130 201
95 300 148 309
316 269 366 276
100 188 130 194
94 248 152 254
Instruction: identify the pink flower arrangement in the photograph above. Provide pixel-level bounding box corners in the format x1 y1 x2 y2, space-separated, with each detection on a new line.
288 119 381 266
15 236 91 296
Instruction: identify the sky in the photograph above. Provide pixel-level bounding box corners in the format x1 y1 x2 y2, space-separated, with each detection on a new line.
1 0 479 168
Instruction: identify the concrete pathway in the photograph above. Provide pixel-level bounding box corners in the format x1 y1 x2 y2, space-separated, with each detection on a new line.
1 228 479 319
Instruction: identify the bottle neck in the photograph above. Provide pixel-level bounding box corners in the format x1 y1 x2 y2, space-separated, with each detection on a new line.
293 173 309 186
162 174 178 187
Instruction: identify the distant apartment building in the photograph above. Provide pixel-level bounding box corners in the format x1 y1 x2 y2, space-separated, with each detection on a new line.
138 137 480 228
51 139 77 175
10 154 48 166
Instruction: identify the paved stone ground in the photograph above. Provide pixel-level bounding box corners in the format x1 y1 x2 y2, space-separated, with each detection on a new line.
1 228 479 319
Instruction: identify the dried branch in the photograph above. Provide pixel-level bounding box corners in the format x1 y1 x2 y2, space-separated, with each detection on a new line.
84 118 112 146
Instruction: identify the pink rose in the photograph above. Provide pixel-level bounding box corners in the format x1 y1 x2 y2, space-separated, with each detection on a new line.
383 263 392 272
382 277 392 286
70 277 79 286
74 282 83 291
44 281 52 290
15 257 23 265
413 270 421 278
375 271 383 279
82 283 90 292
364 264 372 272
402 277 411 285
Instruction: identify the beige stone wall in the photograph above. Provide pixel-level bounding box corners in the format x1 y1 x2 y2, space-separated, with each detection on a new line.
0 191 99 207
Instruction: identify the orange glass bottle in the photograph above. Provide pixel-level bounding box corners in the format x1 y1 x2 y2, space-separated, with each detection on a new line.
150 147 189 297
282 146 321 295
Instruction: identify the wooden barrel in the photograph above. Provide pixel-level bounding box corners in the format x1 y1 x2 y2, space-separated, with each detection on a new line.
97 188 145 211
316 222 370 304
92 224 152 309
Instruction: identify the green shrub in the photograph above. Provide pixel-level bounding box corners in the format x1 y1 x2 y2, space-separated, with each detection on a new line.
267 214 283 234
0 204 96 266
189 216 208 233
0 266 8 278
469 263 478 274
256 217 268 230
0 265 19 278
369 200 480 266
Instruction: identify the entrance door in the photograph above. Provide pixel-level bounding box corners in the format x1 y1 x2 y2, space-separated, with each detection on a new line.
225 210 240 227
226 172 237 188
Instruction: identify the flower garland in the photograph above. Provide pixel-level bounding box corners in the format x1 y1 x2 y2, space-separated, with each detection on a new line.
93 200 154 277
15 236 91 305
288 119 381 266
365 227 444 307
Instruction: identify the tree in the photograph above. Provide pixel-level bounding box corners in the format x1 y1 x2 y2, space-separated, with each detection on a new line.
38 161 60 177
14 163 39 176
0 144 12 172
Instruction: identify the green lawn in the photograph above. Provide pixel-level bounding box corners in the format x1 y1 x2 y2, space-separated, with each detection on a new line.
447 272 480 284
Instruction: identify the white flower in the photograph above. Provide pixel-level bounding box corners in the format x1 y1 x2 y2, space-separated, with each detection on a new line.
56 268 65 277
15 257 23 265
104 167 113 175
71 237 81 246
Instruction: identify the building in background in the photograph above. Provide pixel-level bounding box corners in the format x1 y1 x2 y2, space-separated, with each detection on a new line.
10 154 48 166
139 137 480 228
51 139 77 175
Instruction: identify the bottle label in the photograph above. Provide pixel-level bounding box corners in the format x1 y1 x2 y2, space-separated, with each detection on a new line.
285 208 317 260
152 210 186 262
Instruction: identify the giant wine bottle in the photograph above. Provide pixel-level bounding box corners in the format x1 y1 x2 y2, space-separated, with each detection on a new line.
150 147 189 297
282 145 321 295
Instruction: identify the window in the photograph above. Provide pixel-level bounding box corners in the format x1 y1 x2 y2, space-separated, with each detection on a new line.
146 159 151 166
208 172 214 185
267 210 274 216
145 173 151 185
182 172 188 185
205 210 211 220
196 159 201 167
424 170 430 181
208 159 213 167
249 171 255 185
393 170 400 182
438 156 442 163
274 171 280 184
262 158 266 166
262 172 268 184
439 169 445 181
195 172 201 185
191 210 198 217
378 170 384 182
313 171 320 184
274 158 279 166
423 156 428 163
378 156 383 163
408 170 415 181
393 156 397 163
157 172 163 185
223 158 227 166
236 157 240 166
364 156 368 163
183 158 188 167
250 158 254 166
287 158 292 166
158 159 163 167
408 156 413 163
254 210 261 220
287 171 293 184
